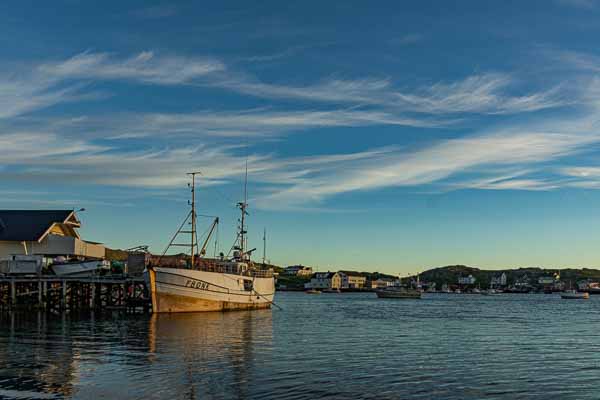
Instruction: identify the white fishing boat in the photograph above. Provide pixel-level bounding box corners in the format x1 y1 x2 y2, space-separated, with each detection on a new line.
52 260 110 277
146 172 275 313
560 290 589 300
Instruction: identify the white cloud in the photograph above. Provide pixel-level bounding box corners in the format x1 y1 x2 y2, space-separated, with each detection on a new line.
0 48 596 211
221 73 566 115
0 74 81 119
451 172 561 191
0 50 568 123
558 166 600 188
0 132 105 163
2 114 600 211
256 127 600 209
392 74 566 114
101 108 449 139
39 51 225 85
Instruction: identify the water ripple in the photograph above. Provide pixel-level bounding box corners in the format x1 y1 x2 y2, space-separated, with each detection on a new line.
1 293 600 399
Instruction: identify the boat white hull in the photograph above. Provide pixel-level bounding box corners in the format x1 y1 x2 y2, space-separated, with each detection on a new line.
147 267 275 313
52 260 109 277
376 288 421 299
561 292 589 299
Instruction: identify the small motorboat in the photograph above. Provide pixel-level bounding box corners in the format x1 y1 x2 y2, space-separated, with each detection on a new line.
376 286 421 299
482 289 501 296
52 260 110 277
305 289 322 294
561 290 589 300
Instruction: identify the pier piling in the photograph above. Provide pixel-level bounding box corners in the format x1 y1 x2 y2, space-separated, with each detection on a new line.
0 276 151 314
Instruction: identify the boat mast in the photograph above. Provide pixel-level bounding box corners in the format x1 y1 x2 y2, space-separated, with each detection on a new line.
188 171 201 268
236 155 249 260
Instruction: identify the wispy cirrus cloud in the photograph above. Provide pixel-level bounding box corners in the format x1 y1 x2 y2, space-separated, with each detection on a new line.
96 108 449 139
2 110 600 210
0 69 86 119
0 48 595 212
392 74 567 115
0 132 105 162
221 73 567 115
557 166 600 188
0 51 225 119
0 50 567 124
38 51 224 85
256 119 600 209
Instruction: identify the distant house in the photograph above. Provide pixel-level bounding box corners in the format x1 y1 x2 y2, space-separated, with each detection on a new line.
369 279 394 289
283 265 313 276
305 272 342 289
514 275 530 288
458 274 476 285
538 276 556 285
339 271 367 288
0 210 105 260
490 273 507 287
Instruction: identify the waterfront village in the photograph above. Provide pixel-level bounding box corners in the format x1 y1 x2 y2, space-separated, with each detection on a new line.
276 264 600 294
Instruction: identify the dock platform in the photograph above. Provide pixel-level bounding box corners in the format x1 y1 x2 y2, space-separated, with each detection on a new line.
0 276 151 314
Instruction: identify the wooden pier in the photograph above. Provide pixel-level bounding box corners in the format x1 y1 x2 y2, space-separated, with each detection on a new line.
0 276 151 314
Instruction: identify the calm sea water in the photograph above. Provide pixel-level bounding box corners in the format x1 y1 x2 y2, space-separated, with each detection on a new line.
2 292 600 399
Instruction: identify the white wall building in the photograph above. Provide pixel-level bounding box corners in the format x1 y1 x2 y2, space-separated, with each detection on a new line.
283 265 313 276
490 273 507 287
305 272 342 289
458 274 476 285
370 279 394 289
0 210 105 260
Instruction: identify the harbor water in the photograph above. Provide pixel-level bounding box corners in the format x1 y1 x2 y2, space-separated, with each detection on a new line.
2 292 600 399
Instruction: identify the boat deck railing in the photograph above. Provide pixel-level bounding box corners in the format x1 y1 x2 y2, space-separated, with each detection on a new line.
199 263 241 275
248 269 274 278
197 262 274 278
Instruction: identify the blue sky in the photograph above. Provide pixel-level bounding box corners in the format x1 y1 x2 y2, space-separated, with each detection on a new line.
4 0 600 273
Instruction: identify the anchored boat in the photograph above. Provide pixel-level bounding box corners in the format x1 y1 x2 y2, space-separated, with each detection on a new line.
146 172 275 313
560 290 589 300
375 286 421 299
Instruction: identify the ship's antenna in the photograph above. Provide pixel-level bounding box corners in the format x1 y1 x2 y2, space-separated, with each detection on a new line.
243 145 249 254
262 227 267 266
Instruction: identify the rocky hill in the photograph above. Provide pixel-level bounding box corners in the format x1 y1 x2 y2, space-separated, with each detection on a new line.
416 265 600 288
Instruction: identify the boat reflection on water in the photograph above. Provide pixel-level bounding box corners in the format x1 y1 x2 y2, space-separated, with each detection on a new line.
148 310 274 399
